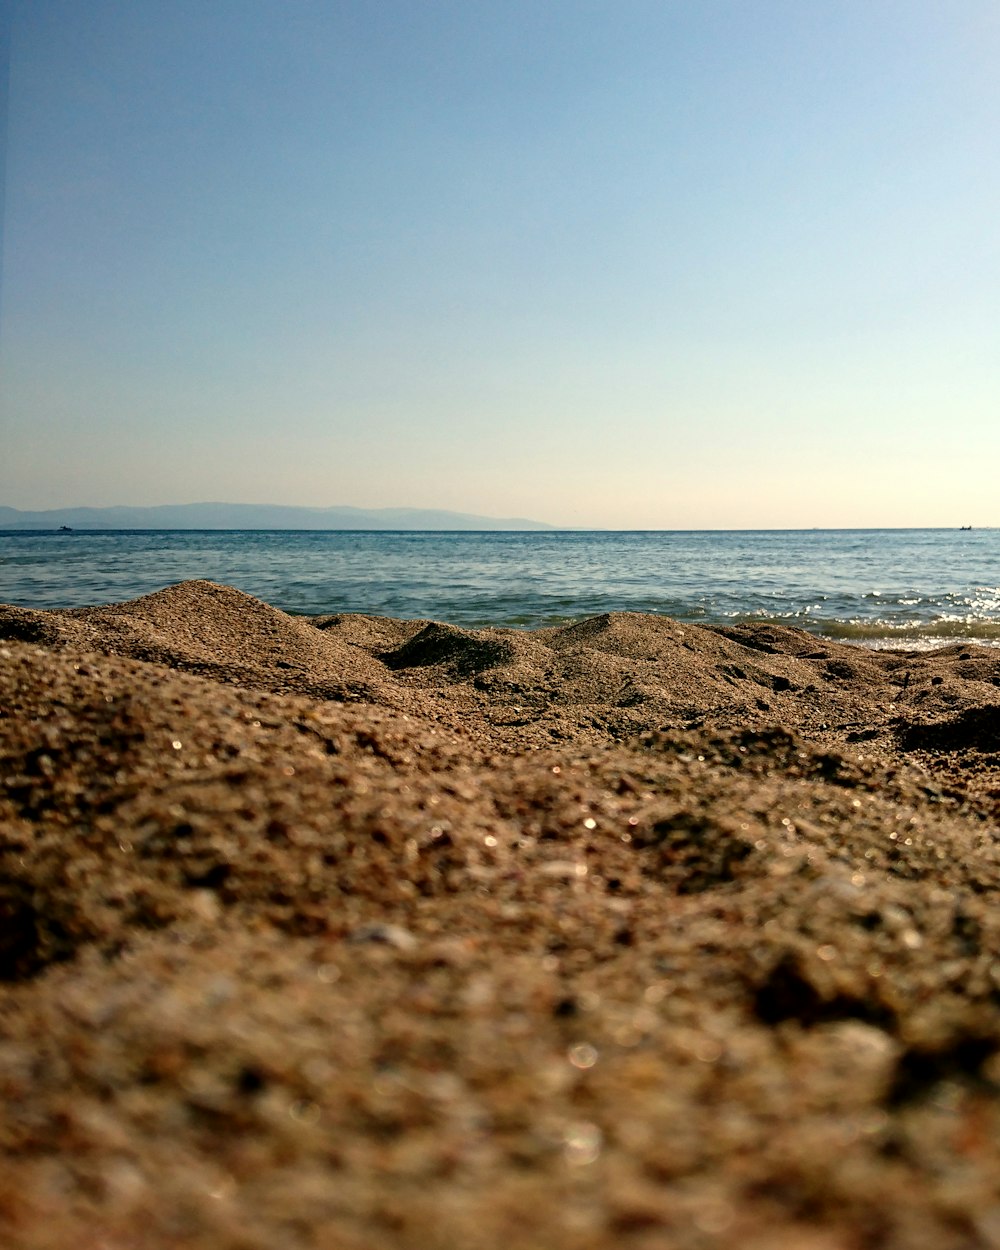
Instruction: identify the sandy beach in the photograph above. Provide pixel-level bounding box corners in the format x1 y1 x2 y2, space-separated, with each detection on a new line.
4 579 1000 1249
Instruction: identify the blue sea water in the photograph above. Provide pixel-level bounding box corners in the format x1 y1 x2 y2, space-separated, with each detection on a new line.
1 528 999 649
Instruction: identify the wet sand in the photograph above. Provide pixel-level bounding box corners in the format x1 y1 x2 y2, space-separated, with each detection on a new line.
4 580 1000 1248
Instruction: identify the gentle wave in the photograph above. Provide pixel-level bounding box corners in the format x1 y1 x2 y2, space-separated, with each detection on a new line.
736 615 1000 649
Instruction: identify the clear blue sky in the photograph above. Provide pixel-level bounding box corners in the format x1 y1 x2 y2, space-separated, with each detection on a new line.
2 0 998 527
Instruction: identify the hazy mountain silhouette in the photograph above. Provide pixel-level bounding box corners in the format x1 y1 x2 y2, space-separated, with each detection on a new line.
0 503 557 531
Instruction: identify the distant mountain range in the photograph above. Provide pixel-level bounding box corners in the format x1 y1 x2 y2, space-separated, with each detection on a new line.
0 503 557 531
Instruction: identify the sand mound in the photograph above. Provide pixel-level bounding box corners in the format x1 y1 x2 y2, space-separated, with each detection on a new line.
898 703 1000 753
8 580 1000 751
381 621 520 676
311 611 426 652
0 581 397 704
5 585 1000 1248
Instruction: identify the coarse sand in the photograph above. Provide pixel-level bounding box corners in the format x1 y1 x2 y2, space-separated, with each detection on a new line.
4 580 1000 1248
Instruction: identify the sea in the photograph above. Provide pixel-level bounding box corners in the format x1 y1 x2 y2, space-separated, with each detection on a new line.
1 528 999 651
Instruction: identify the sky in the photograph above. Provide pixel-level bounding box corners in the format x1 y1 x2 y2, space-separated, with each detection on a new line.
1 0 998 529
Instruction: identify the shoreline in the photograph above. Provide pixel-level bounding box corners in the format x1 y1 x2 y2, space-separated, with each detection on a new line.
4 580 1000 1247
4 529 999 649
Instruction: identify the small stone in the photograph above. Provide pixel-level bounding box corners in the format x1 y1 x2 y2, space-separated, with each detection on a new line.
346 923 418 951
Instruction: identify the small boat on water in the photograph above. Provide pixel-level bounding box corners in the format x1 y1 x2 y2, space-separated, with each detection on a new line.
57 525 73 532
960 525 973 531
